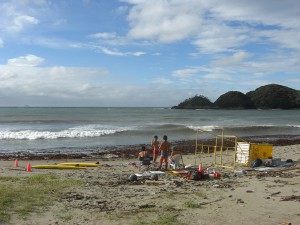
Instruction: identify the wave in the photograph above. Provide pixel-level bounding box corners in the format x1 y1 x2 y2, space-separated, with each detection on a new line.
0 125 131 140
186 124 300 136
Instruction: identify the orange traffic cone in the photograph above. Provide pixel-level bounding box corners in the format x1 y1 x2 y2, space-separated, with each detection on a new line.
198 163 203 173
14 159 19 167
26 162 32 172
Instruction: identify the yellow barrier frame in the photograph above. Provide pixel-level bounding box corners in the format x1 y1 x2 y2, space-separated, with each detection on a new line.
194 128 238 169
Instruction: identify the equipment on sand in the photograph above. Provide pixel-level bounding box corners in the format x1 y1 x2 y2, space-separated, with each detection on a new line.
32 165 86 169
57 162 100 167
128 171 165 182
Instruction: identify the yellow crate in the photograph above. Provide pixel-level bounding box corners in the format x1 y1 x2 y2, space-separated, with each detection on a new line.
236 142 273 167
249 143 273 162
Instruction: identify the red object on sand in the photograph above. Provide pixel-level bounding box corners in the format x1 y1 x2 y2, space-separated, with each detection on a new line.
26 162 32 172
15 159 19 167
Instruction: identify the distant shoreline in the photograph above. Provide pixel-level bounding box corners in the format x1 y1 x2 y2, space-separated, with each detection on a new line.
0 134 299 161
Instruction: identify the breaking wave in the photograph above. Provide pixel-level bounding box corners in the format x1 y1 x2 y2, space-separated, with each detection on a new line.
0 125 131 140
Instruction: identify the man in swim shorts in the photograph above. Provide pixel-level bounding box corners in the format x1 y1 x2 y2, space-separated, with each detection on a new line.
151 135 159 165
158 135 171 170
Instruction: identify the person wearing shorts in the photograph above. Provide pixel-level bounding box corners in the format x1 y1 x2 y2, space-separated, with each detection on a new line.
158 135 171 170
151 135 159 165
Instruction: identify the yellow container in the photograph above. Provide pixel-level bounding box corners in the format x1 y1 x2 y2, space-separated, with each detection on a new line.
235 142 273 167
249 143 273 162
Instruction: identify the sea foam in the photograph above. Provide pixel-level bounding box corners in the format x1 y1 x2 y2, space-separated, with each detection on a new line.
0 125 130 140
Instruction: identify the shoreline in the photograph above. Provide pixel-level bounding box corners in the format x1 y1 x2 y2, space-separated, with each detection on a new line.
1 134 299 161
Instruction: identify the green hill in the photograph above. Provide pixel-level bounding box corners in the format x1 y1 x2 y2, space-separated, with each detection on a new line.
172 84 300 109
246 84 300 109
214 91 256 109
171 95 215 109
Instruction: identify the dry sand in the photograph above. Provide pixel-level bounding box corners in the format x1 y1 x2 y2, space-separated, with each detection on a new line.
0 144 299 225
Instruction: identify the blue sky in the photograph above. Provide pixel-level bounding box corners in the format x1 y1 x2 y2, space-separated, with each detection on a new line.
0 0 300 107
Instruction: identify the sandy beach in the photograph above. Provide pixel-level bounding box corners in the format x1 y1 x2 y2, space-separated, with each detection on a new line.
0 140 299 225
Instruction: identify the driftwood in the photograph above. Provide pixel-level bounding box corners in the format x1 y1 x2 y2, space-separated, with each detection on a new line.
270 191 281 196
280 195 300 201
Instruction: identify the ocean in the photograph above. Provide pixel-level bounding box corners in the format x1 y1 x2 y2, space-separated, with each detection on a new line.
0 107 299 153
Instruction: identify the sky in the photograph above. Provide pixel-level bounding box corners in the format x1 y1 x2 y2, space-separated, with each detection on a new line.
0 0 300 107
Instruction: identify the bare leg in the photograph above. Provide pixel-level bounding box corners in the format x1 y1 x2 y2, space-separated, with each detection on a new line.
165 157 168 170
158 156 163 169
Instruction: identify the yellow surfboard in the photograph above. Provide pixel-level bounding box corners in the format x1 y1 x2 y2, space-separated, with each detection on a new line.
57 162 100 167
32 165 86 169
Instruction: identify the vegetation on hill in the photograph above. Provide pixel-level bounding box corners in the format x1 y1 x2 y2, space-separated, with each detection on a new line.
171 95 215 109
214 91 256 109
172 84 300 109
246 84 300 109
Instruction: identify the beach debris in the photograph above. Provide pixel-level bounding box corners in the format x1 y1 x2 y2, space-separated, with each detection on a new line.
233 169 245 175
251 158 263 167
236 198 244 204
246 190 255 193
280 195 300 202
128 174 138 182
150 174 159 181
185 164 193 169
270 191 281 196
138 204 155 209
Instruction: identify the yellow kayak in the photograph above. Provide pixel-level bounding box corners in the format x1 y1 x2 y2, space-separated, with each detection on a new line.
32 165 86 169
57 162 100 167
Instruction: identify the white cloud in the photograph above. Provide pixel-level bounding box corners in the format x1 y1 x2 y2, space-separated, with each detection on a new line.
212 51 253 66
193 23 250 53
127 1 203 43
8 15 39 33
100 47 145 56
8 54 44 67
124 0 300 53
258 29 300 51
0 62 109 104
0 38 3 47
88 32 117 39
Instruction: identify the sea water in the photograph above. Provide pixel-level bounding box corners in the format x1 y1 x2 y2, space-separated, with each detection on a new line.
0 107 299 153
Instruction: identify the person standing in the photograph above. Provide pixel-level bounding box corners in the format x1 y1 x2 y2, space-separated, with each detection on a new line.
151 135 159 165
158 135 171 170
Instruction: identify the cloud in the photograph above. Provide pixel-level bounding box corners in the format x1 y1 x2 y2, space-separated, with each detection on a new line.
0 59 195 107
126 1 202 43
88 32 117 39
202 73 233 81
115 5 129 15
152 77 173 84
172 67 201 79
9 15 39 33
99 47 145 56
192 23 250 53
124 0 300 53
0 37 3 47
0 60 110 105
8 54 44 67
212 51 253 66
